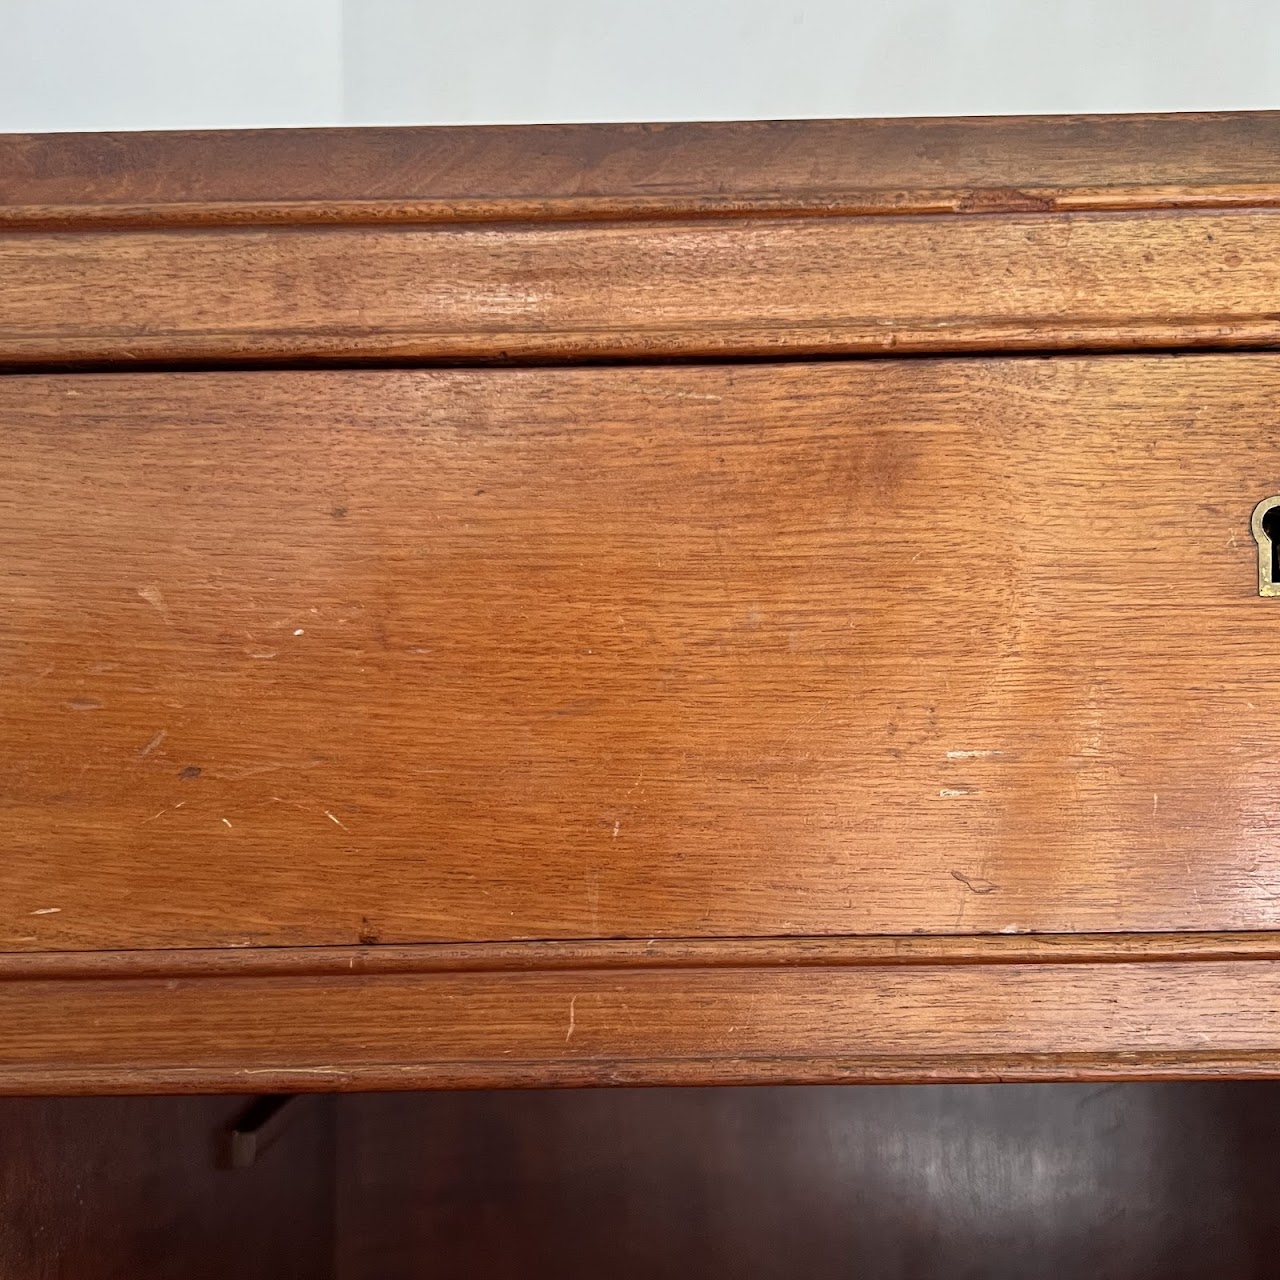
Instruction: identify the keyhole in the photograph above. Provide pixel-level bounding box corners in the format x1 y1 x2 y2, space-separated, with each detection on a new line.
1250 496 1280 596
1265 507 1280 584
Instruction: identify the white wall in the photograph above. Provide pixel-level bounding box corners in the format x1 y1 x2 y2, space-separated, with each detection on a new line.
2 0 1278 132
0 0 343 132
343 0 1280 124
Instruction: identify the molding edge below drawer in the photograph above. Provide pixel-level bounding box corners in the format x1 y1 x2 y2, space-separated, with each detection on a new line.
4 934 1280 1093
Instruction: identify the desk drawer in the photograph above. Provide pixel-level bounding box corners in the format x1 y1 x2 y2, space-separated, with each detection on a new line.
4 355 1278 950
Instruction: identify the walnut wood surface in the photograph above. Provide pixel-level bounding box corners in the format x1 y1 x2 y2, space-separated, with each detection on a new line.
5 209 1280 365
0 1094 334 1279
3 112 1280 227
336 1084 1280 1280
7 1083 1279 1277
5 356 1280 952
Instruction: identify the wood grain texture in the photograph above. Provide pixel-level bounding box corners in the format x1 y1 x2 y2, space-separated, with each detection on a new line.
8 113 1280 367
6 958 1280 1093
335 1083 1280 1280
5 209 1280 365
6 356 1280 950
8 932 1280 981
3 113 1280 228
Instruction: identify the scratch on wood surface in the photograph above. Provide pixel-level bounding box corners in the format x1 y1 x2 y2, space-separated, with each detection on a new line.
212 760 325 781
240 1066 341 1077
1183 854 1201 904
588 876 601 933
635 385 723 402
30 907 61 916
781 702 831 748
143 801 185 822
136 585 172 625
950 869 999 895
939 787 973 798
325 810 347 829
946 749 1004 759
565 995 577 1043
138 730 167 758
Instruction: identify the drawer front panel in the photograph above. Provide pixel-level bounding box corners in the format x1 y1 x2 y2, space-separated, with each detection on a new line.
3 356 1278 949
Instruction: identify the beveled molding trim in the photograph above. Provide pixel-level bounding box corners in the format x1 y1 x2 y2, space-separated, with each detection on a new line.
3 112 1280 229
5 934 1280 1093
3 186 1278 231
7 208 1280 367
6 930 1280 980
18 1054 1280 1097
6 113 1280 368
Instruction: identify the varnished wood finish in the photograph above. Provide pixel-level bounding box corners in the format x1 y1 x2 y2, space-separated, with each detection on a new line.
6 114 1280 366
0 1094 334 1278
8 115 1280 1092
336 1083 1280 1279
6 356 1280 952
5 210 1280 365
4 113 1280 227
8 1083 1279 1277
7 956 1280 1092
6 933 1280 1091
10 931 1280 980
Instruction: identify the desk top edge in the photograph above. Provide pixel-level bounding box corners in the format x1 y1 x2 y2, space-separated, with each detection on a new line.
5 112 1280 228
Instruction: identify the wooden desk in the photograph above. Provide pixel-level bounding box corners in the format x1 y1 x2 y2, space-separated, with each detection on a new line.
6 112 1280 1091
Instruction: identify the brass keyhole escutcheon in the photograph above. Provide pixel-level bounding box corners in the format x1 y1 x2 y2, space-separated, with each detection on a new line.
1251 496 1280 596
